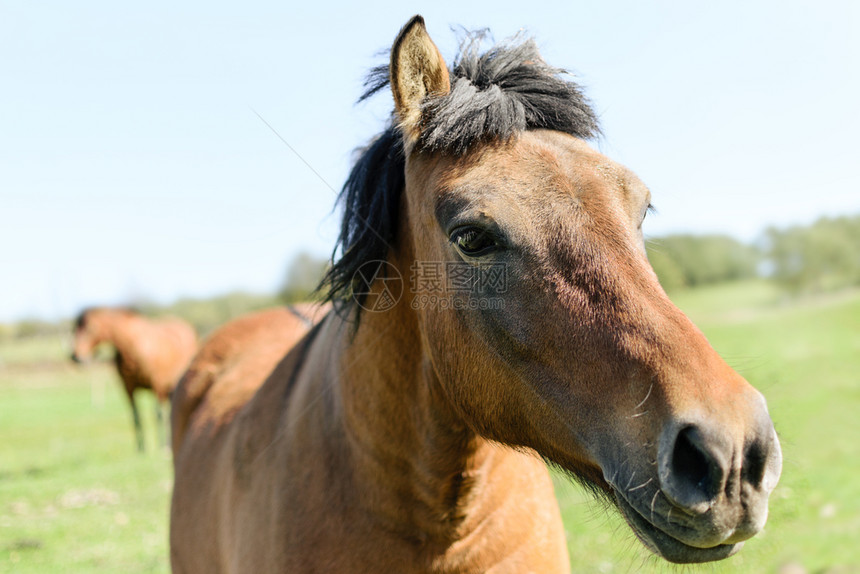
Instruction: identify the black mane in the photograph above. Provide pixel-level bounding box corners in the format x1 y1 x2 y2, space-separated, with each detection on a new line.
321 30 599 309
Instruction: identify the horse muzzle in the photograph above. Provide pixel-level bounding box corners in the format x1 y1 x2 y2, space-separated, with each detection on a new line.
604 394 782 563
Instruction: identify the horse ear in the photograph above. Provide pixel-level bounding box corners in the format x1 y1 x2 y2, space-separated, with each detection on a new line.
390 15 450 146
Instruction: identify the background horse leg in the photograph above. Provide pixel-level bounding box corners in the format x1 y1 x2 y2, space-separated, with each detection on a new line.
155 400 167 449
127 390 144 452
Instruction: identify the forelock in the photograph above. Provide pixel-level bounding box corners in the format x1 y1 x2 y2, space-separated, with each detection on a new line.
361 30 600 155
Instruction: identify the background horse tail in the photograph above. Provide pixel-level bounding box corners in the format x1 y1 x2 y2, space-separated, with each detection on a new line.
170 305 328 453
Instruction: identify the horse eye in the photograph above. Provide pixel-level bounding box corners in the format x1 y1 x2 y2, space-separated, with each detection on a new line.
451 226 498 257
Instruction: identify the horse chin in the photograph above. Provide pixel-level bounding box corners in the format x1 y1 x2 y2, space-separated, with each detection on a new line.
612 490 742 564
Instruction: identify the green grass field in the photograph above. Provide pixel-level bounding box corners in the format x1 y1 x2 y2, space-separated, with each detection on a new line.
2 282 858 573
0 361 172 573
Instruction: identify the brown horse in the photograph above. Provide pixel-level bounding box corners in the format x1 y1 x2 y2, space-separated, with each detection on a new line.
170 17 782 572
169 303 330 455
72 307 197 451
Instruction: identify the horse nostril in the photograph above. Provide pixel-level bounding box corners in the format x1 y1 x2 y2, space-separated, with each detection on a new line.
673 427 719 499
742 418 782 493
659 424 729 513
742 439 767 487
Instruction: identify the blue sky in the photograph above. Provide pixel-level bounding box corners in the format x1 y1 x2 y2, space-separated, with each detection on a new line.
1 1 858 321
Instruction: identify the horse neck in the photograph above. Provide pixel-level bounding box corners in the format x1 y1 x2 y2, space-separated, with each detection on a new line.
331 297 516 546
97 312 141 360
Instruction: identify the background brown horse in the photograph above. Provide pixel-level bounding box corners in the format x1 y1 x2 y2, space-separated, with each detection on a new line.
170 17 782 572
170 303 330 454
72 307 197 451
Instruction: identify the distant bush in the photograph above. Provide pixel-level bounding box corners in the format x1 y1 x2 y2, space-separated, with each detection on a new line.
645 247 687 293
11 318 65 339
766 215 860 295
646 234 760 292
141 291 280 336
0 323 15 341
278 252 329 304
144 251 330 337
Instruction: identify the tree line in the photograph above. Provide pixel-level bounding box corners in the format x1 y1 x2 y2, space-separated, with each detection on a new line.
3 215 858 340
647 214 860 295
